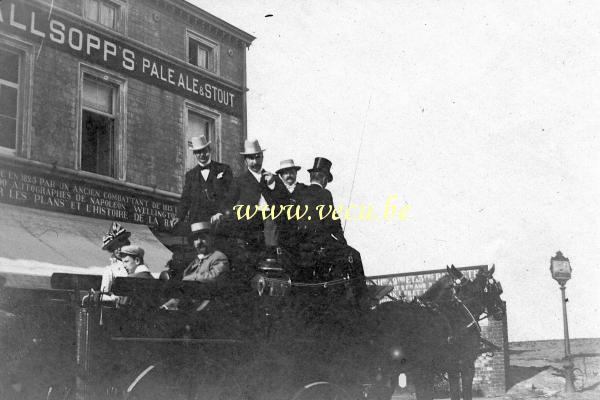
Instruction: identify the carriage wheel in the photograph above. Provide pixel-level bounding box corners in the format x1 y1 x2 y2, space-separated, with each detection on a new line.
289 381 353 400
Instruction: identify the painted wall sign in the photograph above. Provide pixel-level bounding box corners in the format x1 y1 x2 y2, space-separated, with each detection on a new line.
0 1 243 117
0 161 178 231
369 267 483 301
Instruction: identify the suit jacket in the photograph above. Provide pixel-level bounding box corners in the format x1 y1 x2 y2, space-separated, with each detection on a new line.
274 179 307 248
183 250 229 282
228 170 285 244
177 161 233 223
297 183 346 245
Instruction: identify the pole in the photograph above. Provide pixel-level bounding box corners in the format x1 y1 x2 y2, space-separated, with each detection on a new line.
560 283 575 393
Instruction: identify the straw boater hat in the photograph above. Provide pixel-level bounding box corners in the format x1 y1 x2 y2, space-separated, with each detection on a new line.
240 139 266 155
188 221 212 243
307 157 333 182
188 136 211 151
276 159 301 174
190 221 211 233
101 222 131 250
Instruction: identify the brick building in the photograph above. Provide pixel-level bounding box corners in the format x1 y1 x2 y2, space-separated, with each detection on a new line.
0 0 254 277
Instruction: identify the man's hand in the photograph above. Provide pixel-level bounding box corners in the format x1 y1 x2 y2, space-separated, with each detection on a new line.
262 171 276 185
210 213 224 225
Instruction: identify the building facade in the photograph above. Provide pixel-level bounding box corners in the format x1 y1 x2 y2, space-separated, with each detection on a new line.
0 0 254 241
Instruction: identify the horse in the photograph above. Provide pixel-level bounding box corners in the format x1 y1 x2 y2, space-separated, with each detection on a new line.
374 265 505 400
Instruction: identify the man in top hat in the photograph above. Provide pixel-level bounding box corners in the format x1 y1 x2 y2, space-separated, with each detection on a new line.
228 139 283 249
299 157 346 245
173 136 233 228
297 157 367 298
161 221 229 310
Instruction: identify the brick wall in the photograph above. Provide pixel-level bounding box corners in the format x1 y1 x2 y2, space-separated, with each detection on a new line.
30 47 79 169
128 0 246 84
473 313 509 396
10 0 247 195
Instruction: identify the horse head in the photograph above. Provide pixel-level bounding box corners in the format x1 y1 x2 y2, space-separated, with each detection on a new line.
468 265 505 320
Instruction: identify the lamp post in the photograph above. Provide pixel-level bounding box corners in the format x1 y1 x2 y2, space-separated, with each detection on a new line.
549 251 575 393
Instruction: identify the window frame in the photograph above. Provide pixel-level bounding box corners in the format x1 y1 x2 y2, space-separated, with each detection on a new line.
82 0 127 34
0 35 33 157
183 101 222 173
185 29 220 75
77 64 127 180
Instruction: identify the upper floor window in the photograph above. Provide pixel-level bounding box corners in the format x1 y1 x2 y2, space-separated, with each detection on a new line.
186 31 219 74
184 103 220 172
83 0 125 32
78 68 126 179
0 48 19 150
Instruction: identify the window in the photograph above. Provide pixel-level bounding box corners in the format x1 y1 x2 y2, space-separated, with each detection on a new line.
184 104 220 172
0 49 19 150
83 0 124 31
186 31 219 74
80 76 119 177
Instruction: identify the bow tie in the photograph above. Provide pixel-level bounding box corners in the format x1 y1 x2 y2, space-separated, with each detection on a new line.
199 164 211 170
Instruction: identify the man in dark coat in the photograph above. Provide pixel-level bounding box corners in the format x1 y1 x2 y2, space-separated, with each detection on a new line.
295 158 366 296
174 136 233 227
228 139 282 249
299 157 346 246
274 159 307 250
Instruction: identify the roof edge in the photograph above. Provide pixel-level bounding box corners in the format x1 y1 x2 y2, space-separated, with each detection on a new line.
166 0 256 46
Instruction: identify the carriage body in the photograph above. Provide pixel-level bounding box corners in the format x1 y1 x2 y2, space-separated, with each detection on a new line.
0 272 403 400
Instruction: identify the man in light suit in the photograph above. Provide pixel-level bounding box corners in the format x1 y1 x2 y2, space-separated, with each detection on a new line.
161 221 229 310
173 136 233 228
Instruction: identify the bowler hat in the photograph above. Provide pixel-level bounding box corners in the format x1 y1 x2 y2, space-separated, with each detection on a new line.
240 139 266 155
307 157 333 182
276 159 301 174
189 136 211 151
101 222 131 250
118 245 144 259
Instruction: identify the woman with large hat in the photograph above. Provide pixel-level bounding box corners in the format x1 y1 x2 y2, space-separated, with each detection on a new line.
99 222 132 294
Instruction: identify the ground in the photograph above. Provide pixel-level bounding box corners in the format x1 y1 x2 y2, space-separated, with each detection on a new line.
391 338 600 400
501 338 600 400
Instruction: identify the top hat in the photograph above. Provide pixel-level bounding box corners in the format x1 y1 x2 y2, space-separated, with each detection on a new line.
188 136 211 151
307 157 333 182
118 244 145 259
101 222 131 250
276 159 301 174
240 139 266 155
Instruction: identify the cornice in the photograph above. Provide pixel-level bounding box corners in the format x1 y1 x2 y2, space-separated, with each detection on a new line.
154 0 256 48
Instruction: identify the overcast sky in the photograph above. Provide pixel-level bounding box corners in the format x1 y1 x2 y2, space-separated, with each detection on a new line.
190 0 600 342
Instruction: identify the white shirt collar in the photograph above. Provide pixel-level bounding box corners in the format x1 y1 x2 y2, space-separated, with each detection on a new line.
311 181 324 188
133 265 150 273
285 182 297 193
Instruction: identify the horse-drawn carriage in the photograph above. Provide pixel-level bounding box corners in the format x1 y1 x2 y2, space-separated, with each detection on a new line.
0 253 504 400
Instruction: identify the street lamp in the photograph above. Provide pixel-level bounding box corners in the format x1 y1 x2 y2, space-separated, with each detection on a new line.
549 251 575 393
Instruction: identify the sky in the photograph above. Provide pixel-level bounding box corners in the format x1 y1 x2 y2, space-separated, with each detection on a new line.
190 0 600 342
